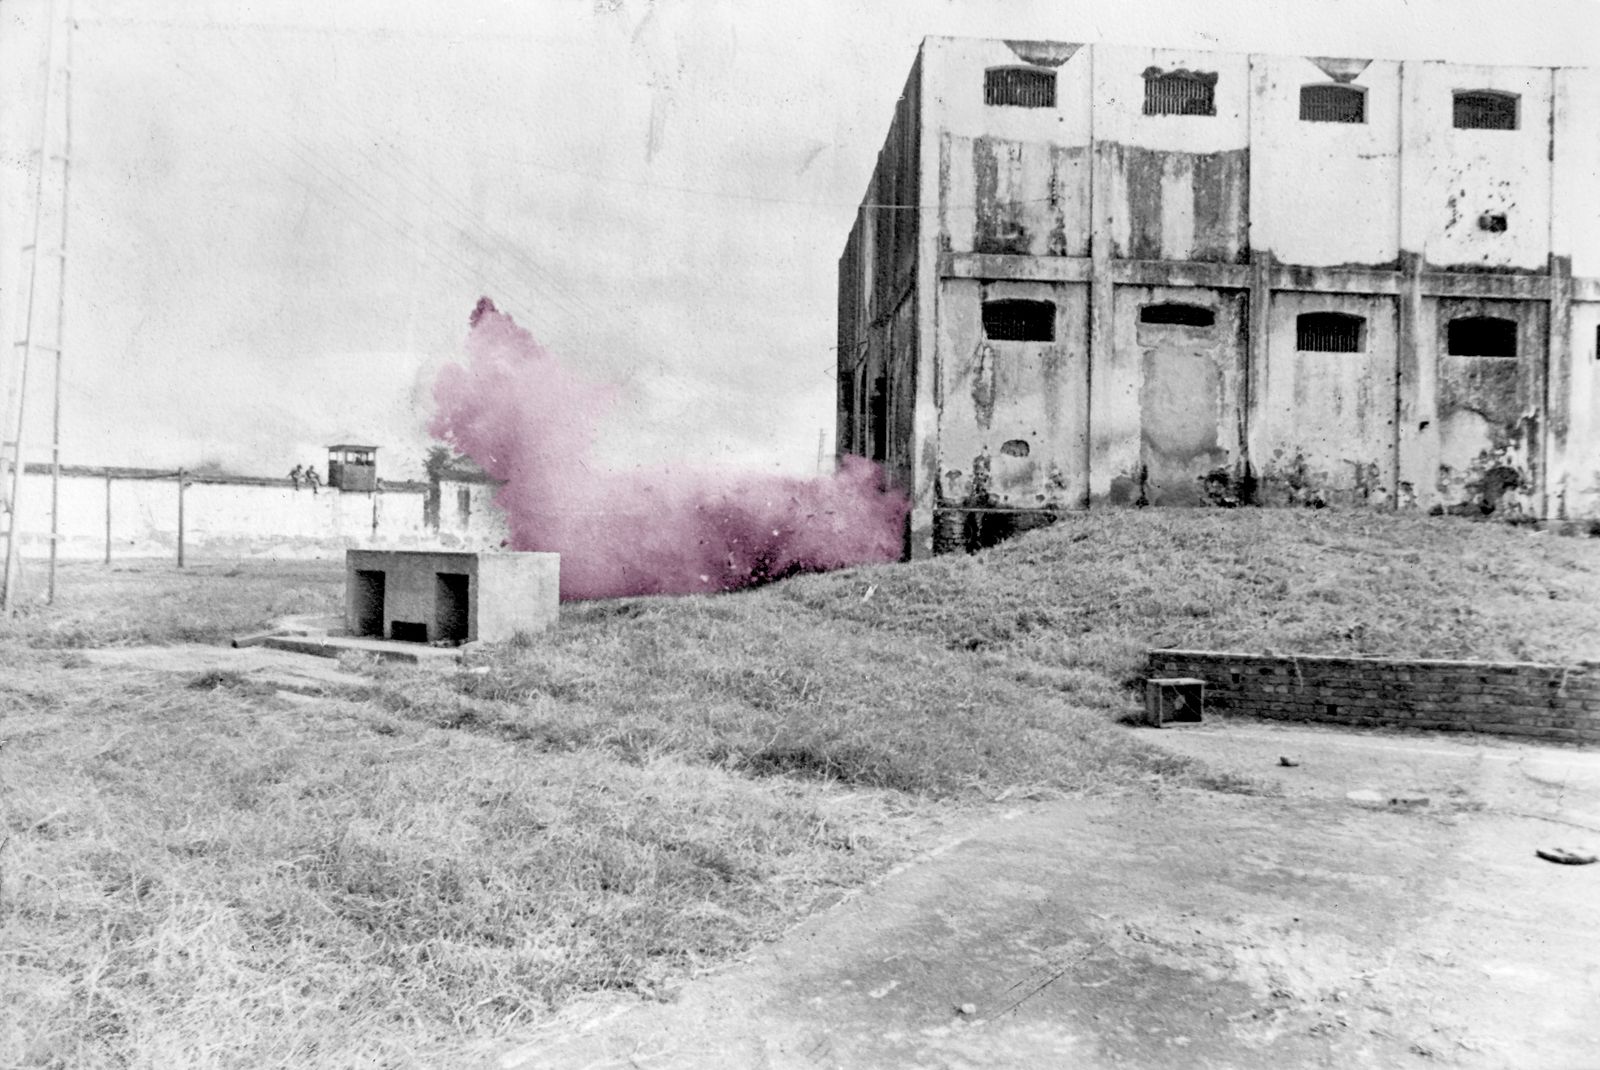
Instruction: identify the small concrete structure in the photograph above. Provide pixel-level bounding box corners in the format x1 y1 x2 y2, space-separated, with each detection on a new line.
1144 677 1205 727
345 548 558 645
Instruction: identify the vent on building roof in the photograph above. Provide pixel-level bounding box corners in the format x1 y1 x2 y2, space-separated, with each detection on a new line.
985 67 1056 108
1139 303 1214 328
982 299 1056 341
1453 90 1518 130
1143 68 1216 116
1300 84 1365 123
1296 312 1366 352
1448 316 1518 357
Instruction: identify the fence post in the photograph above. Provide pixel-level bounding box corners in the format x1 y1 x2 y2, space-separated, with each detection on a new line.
176 468 185 569
104 471 111 564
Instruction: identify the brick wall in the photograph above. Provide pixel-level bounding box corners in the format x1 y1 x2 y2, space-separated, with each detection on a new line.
1147 649 1600 745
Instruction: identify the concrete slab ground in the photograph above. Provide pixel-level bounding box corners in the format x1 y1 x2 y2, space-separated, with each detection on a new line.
78 644 374 696
491 721 1600 1070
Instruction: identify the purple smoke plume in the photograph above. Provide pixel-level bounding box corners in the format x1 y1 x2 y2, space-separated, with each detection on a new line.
429 299 910 600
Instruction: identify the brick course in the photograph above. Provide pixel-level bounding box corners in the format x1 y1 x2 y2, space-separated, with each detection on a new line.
1146 650 1600 745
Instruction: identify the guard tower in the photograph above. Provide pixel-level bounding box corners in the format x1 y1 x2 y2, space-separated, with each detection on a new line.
327 444 378 492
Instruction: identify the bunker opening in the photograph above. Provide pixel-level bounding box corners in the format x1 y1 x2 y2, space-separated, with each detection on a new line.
435 573 469 644
391 621 428 643
352 569 385 638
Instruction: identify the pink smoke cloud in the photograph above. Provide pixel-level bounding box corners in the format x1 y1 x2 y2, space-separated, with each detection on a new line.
429 299 910 600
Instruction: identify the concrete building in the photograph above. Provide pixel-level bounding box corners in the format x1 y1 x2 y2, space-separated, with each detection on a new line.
836 37 1600 555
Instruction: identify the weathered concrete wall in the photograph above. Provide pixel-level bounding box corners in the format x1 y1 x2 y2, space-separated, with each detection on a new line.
1113 287 1247 505
1407 63 1553 273
476 553 560 640
1148 649 1600 746
1250 57 1401 267
1430 297 1547 516
12 467 506 561
1095 46 1251 265
924 38 1092 260
436 477 512 549
1257 292 1399 506
837 54 922 548
1559 301 1600 518
935 277 1089 516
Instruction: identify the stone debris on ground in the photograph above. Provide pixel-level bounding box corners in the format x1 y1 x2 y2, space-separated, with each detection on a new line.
1535 848 1597 865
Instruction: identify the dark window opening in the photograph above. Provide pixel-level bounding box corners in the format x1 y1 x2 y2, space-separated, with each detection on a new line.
1296 312 1367 352
391 620 428 643
869 375 888 463
456 487 471 527
1447 316 1518 357
982 299 1056 341
1453 90 1518 130
1139 303 1215 328
1143 68 1217 116
435 573 469 645
353 569 385 638
985 66 1056 108
1299 84 1366 123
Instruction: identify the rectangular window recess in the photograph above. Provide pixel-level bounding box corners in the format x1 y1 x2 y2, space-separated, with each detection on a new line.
985 67 1055 108
1447 316 1518 357
1453 90 1518 130
1143 68 1217 116
982 299 1056 342
1296 312 1366 353
1300 84 1365 123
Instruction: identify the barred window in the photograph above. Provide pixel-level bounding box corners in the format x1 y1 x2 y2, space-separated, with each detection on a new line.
1296 312 1366 352
1300 84 1366 123
1453 90 1518 130
1448 316 1518 357
985 67 1056 108
1139 303 1214 328
1143 68 1216 116
982 299 1055 342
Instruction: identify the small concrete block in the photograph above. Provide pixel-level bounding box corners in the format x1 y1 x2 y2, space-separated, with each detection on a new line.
1145 677 1204 727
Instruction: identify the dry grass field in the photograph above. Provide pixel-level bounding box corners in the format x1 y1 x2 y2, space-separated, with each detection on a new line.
3 510 1599 1068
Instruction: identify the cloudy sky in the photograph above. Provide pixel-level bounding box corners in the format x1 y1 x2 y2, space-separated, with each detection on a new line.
2 0 1597 481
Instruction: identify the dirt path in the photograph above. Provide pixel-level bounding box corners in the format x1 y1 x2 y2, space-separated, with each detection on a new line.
491 723 1600 1070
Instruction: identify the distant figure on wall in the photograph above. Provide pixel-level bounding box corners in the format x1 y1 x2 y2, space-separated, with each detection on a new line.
289 465 304 490
304 465 321 495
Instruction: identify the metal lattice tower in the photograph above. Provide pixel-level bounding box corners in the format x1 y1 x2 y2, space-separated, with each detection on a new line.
1 0 74 613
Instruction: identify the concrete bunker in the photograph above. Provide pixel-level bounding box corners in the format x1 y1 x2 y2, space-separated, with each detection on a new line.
345 549 559 645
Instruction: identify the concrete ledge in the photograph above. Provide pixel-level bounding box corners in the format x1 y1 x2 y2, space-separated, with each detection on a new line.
260 633 463 665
